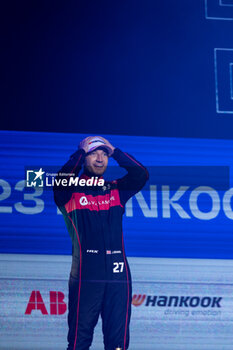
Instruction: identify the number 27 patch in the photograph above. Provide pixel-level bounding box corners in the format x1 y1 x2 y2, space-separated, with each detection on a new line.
113 262 124 273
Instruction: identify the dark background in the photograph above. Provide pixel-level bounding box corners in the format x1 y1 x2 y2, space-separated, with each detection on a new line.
1 0 233 139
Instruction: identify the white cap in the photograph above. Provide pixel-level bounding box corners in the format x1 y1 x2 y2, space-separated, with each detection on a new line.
86 137 112 155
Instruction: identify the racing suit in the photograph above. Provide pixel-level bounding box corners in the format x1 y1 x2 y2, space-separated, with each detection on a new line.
53 147 149 350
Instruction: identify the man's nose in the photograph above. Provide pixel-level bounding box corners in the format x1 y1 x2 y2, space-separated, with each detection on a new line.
96 154 103 162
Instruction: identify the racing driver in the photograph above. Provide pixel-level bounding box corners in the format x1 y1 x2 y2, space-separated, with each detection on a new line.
53 136 149 350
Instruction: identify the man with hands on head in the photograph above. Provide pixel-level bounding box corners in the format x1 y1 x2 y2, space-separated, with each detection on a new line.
53 136 149 350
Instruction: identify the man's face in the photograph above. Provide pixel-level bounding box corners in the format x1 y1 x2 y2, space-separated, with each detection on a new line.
84 148 109 176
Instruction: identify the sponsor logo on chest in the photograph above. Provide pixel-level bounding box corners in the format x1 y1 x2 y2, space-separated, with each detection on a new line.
65 189 122 213
79 195 116 207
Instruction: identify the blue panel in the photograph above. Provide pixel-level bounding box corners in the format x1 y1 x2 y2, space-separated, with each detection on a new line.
1 130 233 258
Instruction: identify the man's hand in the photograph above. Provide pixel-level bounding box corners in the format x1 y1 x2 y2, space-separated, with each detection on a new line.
96 136 115 156
78 136 93 153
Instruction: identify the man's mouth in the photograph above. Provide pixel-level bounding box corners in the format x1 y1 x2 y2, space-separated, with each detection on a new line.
94 164 104 168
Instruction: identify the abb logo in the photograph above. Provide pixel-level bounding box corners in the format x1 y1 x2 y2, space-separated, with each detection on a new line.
25 291 67 315
25 291 146 316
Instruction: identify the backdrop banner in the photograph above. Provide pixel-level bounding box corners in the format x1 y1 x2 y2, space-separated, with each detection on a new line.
1 130 233 349
1 254 233 350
